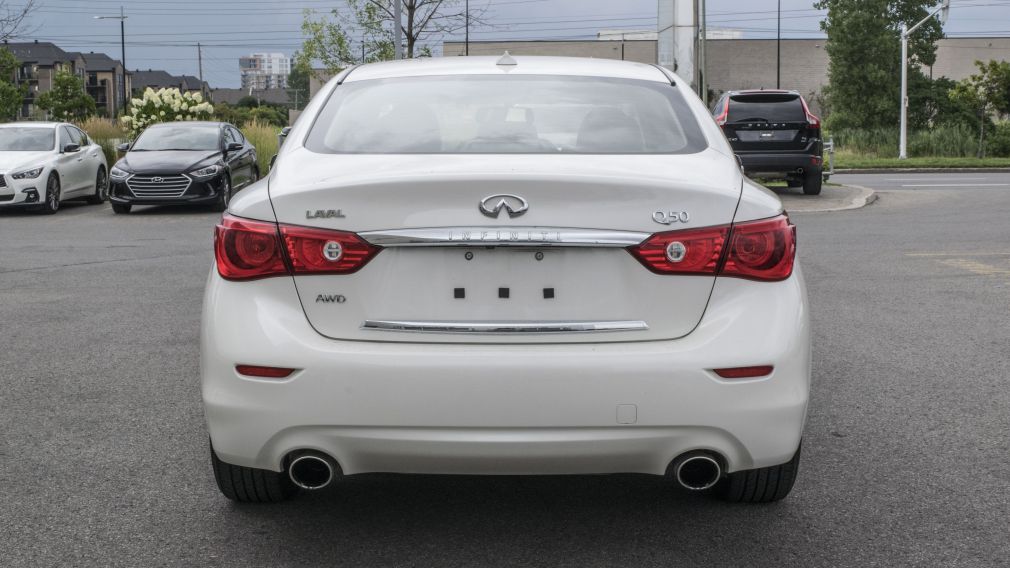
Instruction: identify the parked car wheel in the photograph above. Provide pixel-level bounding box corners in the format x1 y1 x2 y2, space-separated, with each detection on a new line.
39 173 60 214
111 203 131 215
212 175 232 212
803 170 823 195
86 167 108 204
211 443 297 503
716 445 801 503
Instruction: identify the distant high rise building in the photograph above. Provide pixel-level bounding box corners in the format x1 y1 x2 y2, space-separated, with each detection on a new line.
239 52 291 91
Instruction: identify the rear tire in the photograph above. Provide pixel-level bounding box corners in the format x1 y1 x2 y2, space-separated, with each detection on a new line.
716 444 801 503
211 444 298 503
111 203 131 215
802 170 823 195
86 167 108 204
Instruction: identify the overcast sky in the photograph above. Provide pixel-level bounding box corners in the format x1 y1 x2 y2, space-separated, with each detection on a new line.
16 0 1010 88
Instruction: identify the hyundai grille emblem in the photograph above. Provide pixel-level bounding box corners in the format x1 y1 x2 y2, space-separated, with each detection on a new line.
479 194 529 219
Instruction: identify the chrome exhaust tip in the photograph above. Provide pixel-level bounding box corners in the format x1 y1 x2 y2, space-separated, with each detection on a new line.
671 452 723 491
288 452 338 490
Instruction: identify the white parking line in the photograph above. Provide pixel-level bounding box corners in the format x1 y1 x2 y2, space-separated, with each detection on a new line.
886 178 987 181
900 183 1010 187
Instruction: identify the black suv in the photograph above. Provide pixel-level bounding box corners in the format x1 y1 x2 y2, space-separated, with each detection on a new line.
713 90 823 195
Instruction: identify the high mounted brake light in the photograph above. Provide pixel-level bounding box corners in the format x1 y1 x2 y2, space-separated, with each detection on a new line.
628 214 796 282
215 214 381 281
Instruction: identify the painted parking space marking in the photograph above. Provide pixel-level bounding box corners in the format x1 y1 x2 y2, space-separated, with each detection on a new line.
900 183 1010 188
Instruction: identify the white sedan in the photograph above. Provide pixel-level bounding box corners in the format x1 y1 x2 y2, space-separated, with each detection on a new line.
203 56 810 504
0 122 109 214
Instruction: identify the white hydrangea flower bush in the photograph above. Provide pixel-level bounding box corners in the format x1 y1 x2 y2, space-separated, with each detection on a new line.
120 88 214 137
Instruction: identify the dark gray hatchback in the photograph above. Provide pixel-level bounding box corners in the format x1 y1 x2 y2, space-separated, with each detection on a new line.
713 90 823 195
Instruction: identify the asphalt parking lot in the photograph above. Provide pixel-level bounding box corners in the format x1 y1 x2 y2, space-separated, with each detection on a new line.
2 172 1009 567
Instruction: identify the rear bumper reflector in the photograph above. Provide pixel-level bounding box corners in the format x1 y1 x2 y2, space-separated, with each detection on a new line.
235 365 298 378
713 365 774 379
361 320 649 334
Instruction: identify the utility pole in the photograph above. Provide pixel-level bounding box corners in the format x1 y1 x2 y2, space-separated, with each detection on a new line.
197 42 203 83
899 0 950 159
94 6 128 115
465 0 469 56
393 0 403 59
776 0 781 89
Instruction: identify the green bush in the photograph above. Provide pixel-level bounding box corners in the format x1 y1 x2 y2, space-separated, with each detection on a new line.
829 125 982 158
240 120 279 175
986 122 1010 157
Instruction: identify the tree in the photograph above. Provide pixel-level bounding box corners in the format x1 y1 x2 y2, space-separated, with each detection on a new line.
299 0 480 76
35 71 96 122
814 0 944 130
1 0 37 41
0 47 26 120
949 60 1010 158
287 53 311 109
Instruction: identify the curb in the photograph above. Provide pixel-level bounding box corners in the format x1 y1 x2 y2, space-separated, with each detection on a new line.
834 167 1010 174
784 184 877 214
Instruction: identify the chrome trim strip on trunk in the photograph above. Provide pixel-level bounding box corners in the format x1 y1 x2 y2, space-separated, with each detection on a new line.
361 320 649 334
358 227 650 248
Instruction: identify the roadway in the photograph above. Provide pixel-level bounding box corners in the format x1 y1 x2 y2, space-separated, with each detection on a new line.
1 172 1009 567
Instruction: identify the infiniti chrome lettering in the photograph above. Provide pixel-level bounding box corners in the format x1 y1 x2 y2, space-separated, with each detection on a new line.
447 230 562 243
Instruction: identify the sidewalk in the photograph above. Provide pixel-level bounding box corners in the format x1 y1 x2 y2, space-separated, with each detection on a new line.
770 183 877 213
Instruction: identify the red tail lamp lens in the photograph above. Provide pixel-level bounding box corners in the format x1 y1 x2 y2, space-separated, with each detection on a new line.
280 226 381 275
236 365 297 378
628 226 729 274
722 215 796 281
713 365 774 379
215 214 382 280
215 215 288 281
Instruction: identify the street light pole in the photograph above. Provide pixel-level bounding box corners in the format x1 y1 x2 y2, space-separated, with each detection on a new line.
94 6 128 115
776 0 781 89
393 0 403 59
465 0 469 56
899 0 950 159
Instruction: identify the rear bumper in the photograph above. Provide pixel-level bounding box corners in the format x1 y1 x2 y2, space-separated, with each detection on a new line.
736 153 821 176
202 266 811 476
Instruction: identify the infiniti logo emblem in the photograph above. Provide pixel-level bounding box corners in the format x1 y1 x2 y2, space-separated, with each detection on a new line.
151 176 164 183
479 194 528 219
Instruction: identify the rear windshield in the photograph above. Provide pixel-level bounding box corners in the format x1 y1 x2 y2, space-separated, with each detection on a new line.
305 75 707 154
727 94 805 123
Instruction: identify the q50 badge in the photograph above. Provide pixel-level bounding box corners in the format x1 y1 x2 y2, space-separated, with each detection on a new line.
652 211 691 225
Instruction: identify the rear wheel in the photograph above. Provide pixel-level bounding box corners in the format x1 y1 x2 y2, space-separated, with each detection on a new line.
111 203 131 214
716 444 801 503
802 169 822 195
86 167 108 204
39 173 60 214
210 444 298 503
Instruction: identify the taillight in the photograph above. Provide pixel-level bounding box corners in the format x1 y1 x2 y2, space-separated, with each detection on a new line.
800 97 820 128
215 215 288 281
714 99 729 126
628 214 795 281
628 226 729 275
280 225 380 275
722 215 795 281
215 214 381 280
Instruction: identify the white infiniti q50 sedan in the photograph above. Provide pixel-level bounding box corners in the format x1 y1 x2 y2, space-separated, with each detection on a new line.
0 122 109 214
202 56 810 504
